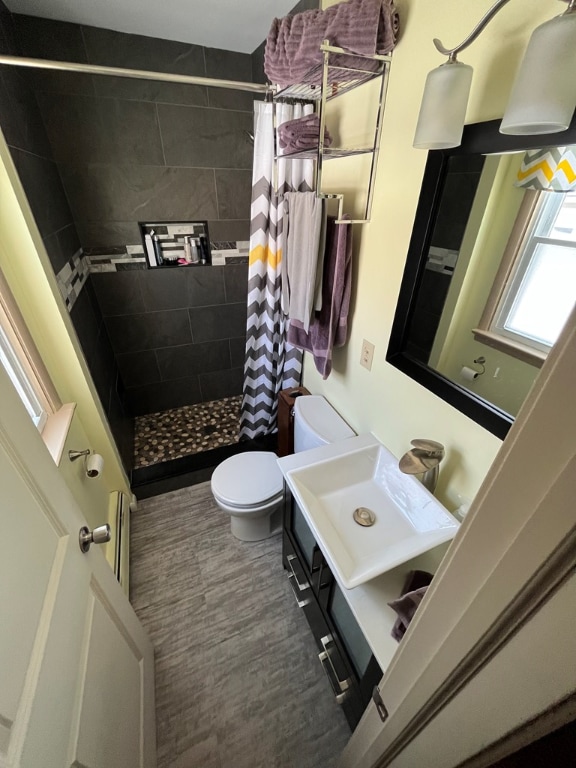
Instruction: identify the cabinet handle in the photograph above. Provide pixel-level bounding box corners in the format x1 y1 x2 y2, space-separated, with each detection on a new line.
287 573 311 608
318 634 351 705
287 554 310 591
319 651 350 705
318 558 332 590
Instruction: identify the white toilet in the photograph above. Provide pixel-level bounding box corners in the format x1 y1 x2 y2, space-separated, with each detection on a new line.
210 395 355 541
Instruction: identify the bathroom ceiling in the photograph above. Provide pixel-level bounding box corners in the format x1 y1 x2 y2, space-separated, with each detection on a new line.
4 0 301 54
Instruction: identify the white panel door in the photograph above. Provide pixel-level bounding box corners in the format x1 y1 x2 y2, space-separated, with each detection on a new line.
0 364 156 768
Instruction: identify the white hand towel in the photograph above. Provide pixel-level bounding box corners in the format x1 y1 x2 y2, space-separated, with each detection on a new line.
282 192 326 333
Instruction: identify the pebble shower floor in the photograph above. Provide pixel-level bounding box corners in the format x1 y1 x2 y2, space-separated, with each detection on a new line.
133 395 242 468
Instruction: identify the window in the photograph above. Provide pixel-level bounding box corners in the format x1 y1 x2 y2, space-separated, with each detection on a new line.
0 268 61 435
474 190 576 366
0 323 49 430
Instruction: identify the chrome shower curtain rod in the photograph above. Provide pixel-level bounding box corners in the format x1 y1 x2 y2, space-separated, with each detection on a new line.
0 54 273 94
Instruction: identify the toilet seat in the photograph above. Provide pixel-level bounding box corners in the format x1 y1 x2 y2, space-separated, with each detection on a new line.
211 451 284 509
212 491 283 516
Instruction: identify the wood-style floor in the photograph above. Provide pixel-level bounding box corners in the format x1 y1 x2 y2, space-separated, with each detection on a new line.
130 481 350 768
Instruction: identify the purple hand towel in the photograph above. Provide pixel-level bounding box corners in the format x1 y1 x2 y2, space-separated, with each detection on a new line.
294 135 333 150
287 215 352 378
278 114 333 150
265 0 399 87
279 114 323 137
388 570 433 642
279 134 334 152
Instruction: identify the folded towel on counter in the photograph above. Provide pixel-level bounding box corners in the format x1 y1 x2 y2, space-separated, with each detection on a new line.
282 192 327 333
265 0 399 87
388 570 433 642
287 215 352 378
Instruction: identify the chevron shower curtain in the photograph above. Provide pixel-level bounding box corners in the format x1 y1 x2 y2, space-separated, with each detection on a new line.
515 146 576 192
239 101 315 440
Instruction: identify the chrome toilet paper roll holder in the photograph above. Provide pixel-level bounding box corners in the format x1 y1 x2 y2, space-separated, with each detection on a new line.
68 448 104 478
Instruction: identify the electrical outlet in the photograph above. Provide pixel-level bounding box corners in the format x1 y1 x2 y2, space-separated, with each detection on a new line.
360 339 375 371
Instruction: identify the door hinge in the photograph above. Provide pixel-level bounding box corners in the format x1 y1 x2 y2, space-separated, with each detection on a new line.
372 686 389 723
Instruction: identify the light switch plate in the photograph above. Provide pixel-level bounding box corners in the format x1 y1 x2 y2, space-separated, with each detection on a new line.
360 339 375 371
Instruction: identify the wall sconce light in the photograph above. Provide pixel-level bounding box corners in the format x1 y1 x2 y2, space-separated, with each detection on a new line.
413 0 576 150
68 448 104 478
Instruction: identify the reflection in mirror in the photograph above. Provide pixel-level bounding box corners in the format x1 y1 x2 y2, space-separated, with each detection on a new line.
413 154 576 417
387 118 576 439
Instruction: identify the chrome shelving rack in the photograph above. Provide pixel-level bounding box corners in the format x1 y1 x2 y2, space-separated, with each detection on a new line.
274 41 392 224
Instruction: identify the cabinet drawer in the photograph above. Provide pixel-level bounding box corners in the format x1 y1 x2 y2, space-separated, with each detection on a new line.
317 633 355 708
282 485 383 729
321 579 374 680
283 533 362 728
283 485 323 578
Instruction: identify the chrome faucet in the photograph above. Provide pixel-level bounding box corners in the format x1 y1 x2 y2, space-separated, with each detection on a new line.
399 439 445 494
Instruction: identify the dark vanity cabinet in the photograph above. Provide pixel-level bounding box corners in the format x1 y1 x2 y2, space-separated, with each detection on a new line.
282 484 382 730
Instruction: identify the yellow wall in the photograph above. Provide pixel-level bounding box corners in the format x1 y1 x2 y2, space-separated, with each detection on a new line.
0 136 131 513
305 0 556 510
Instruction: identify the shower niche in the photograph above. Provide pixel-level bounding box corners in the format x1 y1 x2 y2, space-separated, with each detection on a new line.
139 221 212 269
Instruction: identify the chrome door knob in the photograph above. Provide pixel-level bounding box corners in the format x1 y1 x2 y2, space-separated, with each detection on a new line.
79 524 111 553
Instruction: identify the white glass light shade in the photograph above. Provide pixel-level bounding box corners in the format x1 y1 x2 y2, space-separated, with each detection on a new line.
413 61 473 150
500 11 576 135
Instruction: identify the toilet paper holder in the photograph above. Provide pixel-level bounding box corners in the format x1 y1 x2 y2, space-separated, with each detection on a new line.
68 448 104 478
472 356 486 375
460 356 486 382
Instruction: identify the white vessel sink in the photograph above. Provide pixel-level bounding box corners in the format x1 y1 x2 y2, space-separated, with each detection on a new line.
282 434 459 589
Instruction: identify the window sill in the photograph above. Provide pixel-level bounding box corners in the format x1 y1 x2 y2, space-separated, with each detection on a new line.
472 329 545 369
41 402 76 465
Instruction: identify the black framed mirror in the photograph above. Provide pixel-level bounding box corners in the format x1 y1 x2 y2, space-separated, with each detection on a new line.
387 114 576 440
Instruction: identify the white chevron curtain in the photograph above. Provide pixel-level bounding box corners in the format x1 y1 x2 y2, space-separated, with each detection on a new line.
515 146 576 192
240 100 314 440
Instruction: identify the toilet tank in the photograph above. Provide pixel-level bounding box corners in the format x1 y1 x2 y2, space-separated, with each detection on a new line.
293 395 355 453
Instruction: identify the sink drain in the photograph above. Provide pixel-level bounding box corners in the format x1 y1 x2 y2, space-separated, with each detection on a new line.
353 507 376 527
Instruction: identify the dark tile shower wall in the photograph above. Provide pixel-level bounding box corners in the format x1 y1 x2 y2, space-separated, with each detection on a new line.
430 155 485 252
0 6 79 278
407 154 485 364
8 12 258 423
71 280 134 468
4 3 321 435
91 265 247 416
0 3 133 472
13 14 255 248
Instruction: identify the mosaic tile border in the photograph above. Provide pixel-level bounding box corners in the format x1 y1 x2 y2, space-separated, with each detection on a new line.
84 240 250 272
58 240 250 314
56 249 90 311
85 244 147 273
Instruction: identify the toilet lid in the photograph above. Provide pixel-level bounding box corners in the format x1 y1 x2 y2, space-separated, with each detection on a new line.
211 451 284 507
294 395 355 442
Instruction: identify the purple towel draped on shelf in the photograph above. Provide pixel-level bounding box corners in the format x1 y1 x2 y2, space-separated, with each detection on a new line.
265 0 399 87
286 215 352 379
278 114 333 154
